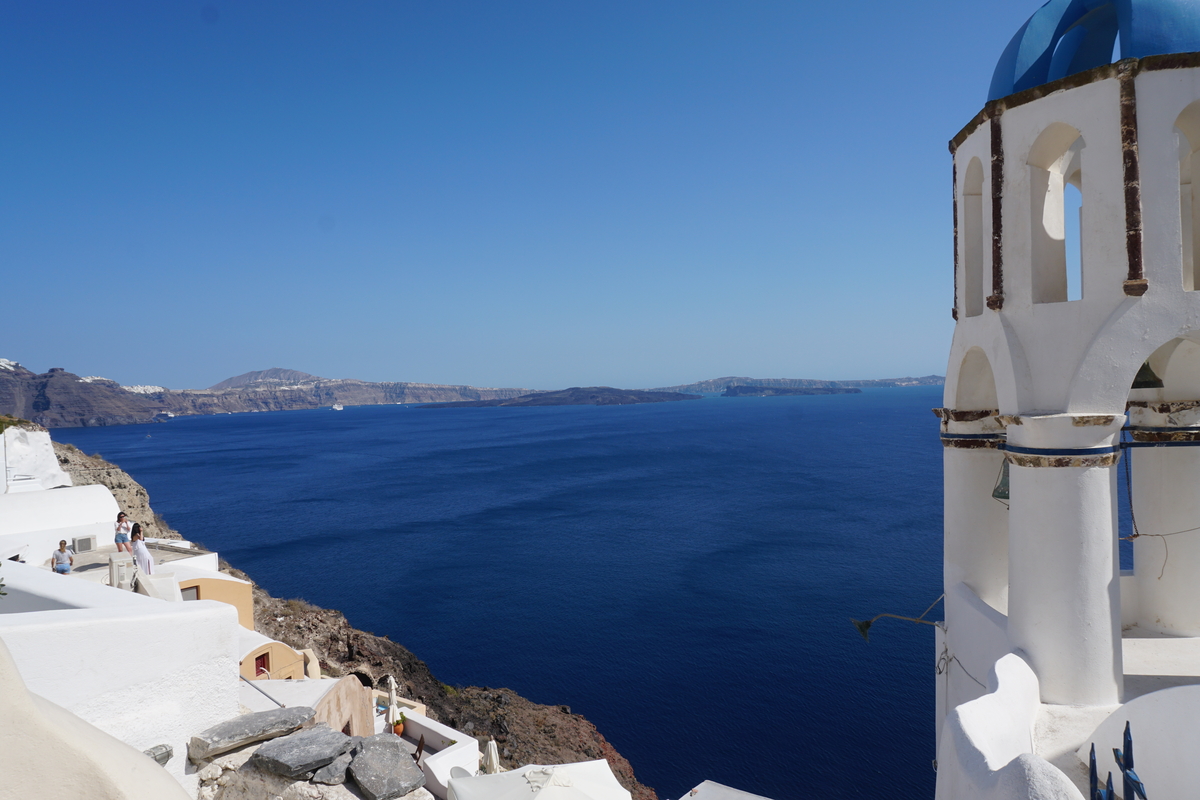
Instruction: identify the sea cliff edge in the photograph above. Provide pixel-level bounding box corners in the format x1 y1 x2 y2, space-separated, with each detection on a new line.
52 442 658 800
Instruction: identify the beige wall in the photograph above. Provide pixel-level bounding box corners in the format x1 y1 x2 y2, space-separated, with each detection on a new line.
314 676 374 737
239 642 305 681
179 577 254 630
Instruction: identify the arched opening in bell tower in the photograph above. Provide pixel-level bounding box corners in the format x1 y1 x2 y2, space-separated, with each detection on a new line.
945 347 1007 613
962 158 985 318
1174 102 1200 291
1125 337 1200 636
1028 123 1086 304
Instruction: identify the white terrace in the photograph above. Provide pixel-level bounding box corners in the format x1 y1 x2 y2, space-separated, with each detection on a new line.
0 423 480 798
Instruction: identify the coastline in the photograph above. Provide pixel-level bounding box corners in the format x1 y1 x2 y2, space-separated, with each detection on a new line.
52 442 658 800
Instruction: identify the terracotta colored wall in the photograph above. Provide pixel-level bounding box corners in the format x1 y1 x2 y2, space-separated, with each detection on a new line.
314 676 374 737
239 643 305 681
180 578 254 630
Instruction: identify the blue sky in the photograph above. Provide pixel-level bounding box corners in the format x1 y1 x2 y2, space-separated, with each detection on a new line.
1 2 1034 390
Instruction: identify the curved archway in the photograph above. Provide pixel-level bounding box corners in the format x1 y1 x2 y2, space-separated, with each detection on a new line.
962 158 986 318
1028 123 1085 304
954 347 999 412
1126 336 1200 635
1175 101 1200 290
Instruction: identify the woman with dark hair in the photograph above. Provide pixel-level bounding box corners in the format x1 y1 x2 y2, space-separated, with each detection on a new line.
114 511 133 554
131 524 154 575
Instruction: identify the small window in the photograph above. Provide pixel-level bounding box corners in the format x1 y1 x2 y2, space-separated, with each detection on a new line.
181 586 200 601
255 653 270 677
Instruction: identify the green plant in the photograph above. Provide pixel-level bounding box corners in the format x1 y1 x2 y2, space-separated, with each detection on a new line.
851 594 944 642
0 415 37 434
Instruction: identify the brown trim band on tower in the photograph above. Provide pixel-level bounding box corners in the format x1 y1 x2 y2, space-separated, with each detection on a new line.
1118 61 1148 297
952 159 960 320
987 115 1005 310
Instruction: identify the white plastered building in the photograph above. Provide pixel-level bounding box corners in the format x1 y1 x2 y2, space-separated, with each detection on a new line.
937 2 1200 797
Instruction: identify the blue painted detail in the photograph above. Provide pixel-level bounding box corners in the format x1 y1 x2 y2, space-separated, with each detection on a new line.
989 0 1200 101
1004 443 1121 456
1124 439 1200 446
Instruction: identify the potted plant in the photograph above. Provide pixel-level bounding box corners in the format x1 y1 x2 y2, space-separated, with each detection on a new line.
393 711 407 736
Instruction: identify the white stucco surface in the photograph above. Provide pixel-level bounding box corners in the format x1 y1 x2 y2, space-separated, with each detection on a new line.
679 781 773 800
935 654 1082 800
1 426 72 492
0 636 190 800
404 710 483 799
238 677 336 713
1078 685 1200 800
942 582 1011 733
0 483 118 562
0 559 241 794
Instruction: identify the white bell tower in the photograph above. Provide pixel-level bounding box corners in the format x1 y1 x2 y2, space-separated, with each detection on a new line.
936 1 1200 797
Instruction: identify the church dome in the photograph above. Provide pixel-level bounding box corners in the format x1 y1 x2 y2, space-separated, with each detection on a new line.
989 0 1200 100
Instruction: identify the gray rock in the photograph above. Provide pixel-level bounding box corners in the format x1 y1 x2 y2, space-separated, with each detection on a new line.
349 734 426 800
312 752 353 785
250 724 355 779
188 707 316 762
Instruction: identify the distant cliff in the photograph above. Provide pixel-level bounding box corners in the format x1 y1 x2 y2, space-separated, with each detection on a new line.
420 387 701 408
652 374 944 395
49 430 658 800
0 360 533 428
721 385 862 397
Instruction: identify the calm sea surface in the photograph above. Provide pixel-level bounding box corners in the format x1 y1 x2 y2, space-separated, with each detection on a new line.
57 387 945 799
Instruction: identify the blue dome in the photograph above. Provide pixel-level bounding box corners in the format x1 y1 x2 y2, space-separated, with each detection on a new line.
989 0 1200 100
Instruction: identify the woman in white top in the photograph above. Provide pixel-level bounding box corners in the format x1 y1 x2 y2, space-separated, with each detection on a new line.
114 512 133 554
130 524 153 575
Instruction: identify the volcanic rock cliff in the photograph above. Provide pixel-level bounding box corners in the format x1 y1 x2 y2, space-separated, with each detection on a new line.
0 361 533 428
50 439 658 800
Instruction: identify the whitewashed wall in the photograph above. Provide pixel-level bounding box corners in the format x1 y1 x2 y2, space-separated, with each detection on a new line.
1 427 72 492
0 560 241 795
0 484 118 562
935 654 1081 800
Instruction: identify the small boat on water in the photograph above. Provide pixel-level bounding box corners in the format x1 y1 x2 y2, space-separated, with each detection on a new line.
332 404 344 411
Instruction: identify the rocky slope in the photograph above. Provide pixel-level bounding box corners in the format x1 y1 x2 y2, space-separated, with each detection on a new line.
0 360 533 428
51 442 184 541
50 438 658 800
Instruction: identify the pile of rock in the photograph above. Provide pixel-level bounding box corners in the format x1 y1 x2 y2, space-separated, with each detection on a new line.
189 707 430 800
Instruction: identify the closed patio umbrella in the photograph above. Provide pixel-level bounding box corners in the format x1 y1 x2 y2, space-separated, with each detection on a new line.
483 739 502 774
449 760 631 800
386 675 401 727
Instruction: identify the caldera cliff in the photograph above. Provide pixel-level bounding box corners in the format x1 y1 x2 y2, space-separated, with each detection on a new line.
51 440 658 800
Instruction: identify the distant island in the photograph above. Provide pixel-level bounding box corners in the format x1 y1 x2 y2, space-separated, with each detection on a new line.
0 358 944 428
0 363 533 428
721 385 862 397
652 375 944 395
419 387 701 408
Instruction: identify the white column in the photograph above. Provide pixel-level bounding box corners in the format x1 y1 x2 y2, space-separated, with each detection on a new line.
1005 413 1124 706
940 409 1009 611
1128 404 1200 634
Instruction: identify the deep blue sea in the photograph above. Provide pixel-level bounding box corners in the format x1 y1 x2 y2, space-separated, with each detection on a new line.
57 387 945 800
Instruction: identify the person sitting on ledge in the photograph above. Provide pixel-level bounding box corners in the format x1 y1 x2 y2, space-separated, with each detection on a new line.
52 540 73 574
